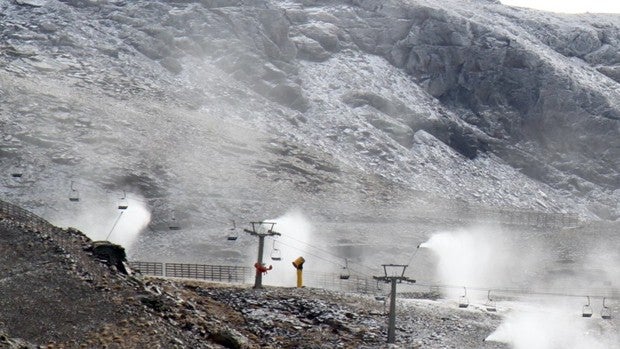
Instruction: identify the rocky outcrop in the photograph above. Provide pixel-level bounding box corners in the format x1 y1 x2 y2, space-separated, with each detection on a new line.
1 0 619 253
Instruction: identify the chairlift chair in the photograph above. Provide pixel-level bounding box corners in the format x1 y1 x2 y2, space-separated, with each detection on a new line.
485 290 497 312
374 279 386 301
339 258 350 280
168 216 181 230
582 296 593 318
226 220 238 241
117 190 128 210
458 287 470 308
601 297 612 320
270 240 282 261
9 163 23 178
69 181 80 202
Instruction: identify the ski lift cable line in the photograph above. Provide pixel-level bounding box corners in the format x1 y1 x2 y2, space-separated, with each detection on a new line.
60 181 268 204
273 238 376 279
280 234 423 276
273 239 345 267
275 235 351 264
278 234 380 274
276 235 381 275
412 281 620 300
57 185 151 205
278 234 342 257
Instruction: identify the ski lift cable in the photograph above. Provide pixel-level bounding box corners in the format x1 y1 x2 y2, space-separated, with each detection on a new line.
273 239 343 267
272 238 377 279
282 236 410 273
275 235 349 265
275 236 379 277
412 281 620 300
73 181 154 203
279 234 380 274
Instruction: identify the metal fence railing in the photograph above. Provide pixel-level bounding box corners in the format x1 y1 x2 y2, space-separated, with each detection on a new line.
128 261 164 276
129 261 251 284
0 198 80 253
165 263 249 283
128 260 380 293
0 199 54 233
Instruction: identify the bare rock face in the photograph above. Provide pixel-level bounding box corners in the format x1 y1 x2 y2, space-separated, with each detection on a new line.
0 0 619 259
343 0 620 194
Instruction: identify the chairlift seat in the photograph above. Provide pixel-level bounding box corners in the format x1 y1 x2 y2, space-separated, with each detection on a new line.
601 309 612 320
339 259 351 280
582 306 593 318
117 191 128 210
458 297 469 308
11 173 22 178
485 301 497 312
69 189 80 202
168 216 180 230
485 291 497 312
227 236 238 241
458 287 470 308
270 249 282 261
375 295 385 301
68 181 79 202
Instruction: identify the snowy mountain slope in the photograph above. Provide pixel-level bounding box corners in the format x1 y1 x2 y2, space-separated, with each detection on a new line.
0 0 619 262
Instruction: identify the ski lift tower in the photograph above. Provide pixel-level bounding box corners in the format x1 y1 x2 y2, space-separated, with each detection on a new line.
244 221 281 289
373 264 416 344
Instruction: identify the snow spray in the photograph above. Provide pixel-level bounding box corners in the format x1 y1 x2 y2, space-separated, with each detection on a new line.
418 226 541 298
54 192 151 251
257 210 316 287
421 227 619 348
485 303 618 349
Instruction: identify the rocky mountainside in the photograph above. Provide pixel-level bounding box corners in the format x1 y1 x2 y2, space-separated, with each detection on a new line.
0 0 619 262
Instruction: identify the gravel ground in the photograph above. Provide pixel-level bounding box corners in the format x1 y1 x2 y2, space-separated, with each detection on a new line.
0 211 510 348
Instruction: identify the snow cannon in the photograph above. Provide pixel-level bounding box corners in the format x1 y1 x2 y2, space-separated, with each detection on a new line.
292 256 305 288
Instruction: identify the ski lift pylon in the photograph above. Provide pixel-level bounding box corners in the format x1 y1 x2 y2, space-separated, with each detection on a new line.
582 296 593 318
458 287 469 308
339 258 350 280
69 181 80 202
601 297 612 320
226 220 238 241
270 240 282 261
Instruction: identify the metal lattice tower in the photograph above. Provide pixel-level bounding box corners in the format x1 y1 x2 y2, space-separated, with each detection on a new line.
373 264 416 344
244 221 281 289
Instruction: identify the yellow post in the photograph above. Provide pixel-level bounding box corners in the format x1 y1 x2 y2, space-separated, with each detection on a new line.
292 256 305 288
296 268 303 288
